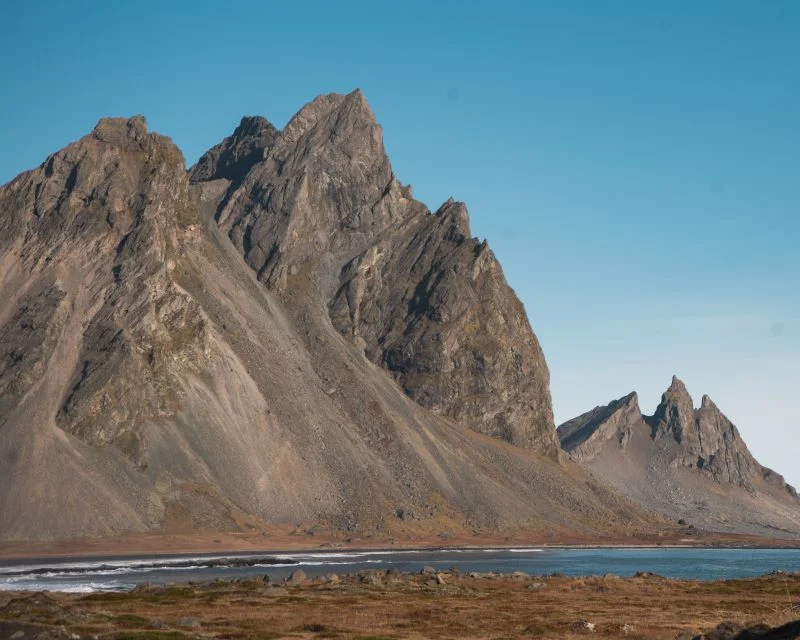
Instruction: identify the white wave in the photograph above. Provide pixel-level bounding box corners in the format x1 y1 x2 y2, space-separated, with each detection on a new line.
0 580 128 593
0 554 272 577
507 548 544 553
0 548 460 578
274 549 428 560
286 559 392 566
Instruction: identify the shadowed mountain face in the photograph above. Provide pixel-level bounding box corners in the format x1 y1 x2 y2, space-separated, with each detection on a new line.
0 91 647 541
557 377 800 538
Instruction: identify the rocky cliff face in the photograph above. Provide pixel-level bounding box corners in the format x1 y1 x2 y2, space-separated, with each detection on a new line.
646 377 763 488
0 92 637 542
189 90 558 456
556 392 641 462
557 377 800 538
0 116 204 467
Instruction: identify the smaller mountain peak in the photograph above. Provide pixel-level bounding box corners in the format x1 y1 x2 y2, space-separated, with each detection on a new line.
557 390 644 461
648 375 695 442
663 375 693 405
339 88 376 119
700 394 714 409
188 115 278 184
620 390 640 409
346 87 366 101
668 374 687 392
434 198 471 237
278 90 377 148
235 115 277 137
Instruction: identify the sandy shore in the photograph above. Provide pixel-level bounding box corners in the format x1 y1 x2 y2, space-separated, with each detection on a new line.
1 525 798 562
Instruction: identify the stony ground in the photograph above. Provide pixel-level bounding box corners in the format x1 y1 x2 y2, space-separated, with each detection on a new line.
1 569 799 639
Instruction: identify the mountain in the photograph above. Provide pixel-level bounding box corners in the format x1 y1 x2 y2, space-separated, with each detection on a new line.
0 91 648 542
189 90 557 455
557 377 800 538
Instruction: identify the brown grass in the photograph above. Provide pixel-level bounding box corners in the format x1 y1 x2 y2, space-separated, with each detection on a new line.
1 572 798 639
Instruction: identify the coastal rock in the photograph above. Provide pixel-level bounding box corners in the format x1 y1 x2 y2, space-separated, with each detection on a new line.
287 569 307 585
571 620 596 633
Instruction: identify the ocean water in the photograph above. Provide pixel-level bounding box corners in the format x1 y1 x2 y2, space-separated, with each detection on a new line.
0 547 798 593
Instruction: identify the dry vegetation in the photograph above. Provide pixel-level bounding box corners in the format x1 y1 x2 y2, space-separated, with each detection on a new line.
1 570 798 639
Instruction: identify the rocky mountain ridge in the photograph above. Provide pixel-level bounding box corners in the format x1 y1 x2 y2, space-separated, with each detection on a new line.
1 89 796 542
189 90 557 455
0 91 637 541
558 377 800 537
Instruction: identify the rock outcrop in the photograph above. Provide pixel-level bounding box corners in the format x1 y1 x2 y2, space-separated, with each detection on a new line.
557 377 800 538
557 392 640 461
0 92 643 541
648 377 763 488
188 116 278 184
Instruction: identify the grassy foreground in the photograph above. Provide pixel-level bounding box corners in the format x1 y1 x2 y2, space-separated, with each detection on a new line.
0 570 798 639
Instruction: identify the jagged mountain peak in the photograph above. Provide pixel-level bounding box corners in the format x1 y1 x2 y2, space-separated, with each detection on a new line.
237 114 274 133
560 375 767 486
189 91 559 457
278 88 375 149
558 376 800 538
650 374 696 442
188 114 278 184
88 115 185 166
433 198 472 238
92 114 148 144
1 112 188 264
700 393 716 410
665 375 692 402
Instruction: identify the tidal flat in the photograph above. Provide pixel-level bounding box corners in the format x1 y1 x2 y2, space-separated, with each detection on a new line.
1 569 799 639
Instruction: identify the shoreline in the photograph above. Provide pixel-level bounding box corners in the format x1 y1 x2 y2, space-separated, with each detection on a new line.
2 529 799 563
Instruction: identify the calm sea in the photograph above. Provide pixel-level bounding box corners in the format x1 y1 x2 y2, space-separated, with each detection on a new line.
1 547 798 593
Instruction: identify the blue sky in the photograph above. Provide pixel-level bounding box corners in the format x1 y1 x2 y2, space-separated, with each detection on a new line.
1 1 798 485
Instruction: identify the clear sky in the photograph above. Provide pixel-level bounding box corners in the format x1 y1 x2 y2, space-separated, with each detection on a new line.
1 1 798 485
